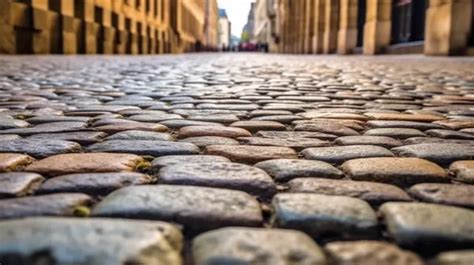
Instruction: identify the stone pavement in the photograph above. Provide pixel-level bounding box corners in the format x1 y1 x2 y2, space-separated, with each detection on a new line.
0 53 473 265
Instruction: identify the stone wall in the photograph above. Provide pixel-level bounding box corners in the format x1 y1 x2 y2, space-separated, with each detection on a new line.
0 0 218 54
277 0 473 56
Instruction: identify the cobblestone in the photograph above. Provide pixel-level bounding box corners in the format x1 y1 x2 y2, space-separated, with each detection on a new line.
408 183 474 209
380 202 474 252
288 178 411 206
38 172 154 195
157 162 276 198
0 172 44 198
0 153 34 172
272 193 378 241
450 160 474 184
92 185 263 232
0 193 92 219
193 227 326 265
302 145 394 164
324 241 423 265
342 157 449 186
0 54 474 263
0 217 183 265
255 159 343 182
25 153 145 176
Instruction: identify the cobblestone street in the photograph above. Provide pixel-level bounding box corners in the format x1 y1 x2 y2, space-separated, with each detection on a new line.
0 53 474 264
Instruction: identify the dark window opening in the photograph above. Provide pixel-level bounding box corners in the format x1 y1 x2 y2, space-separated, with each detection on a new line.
357 0 366 47
469 3 474 46
391 0 427 44
74 0 85 19
125 18 131 31
137 22 143 54
112 12 119 28
48 0 61 12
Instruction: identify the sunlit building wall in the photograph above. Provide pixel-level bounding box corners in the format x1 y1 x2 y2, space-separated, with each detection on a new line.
0 0 218 54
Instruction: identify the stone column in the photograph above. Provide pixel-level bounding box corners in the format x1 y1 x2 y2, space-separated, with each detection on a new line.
337 0 358 54
425 0 473 55
298 0 306 53
305 0 316 53
290 0 297 53
102 2 114 54
83 0 97 54
363 0 391 55
58 0 76 54
31 0 51 54
323 0 339 54
1 1 24 54
283 0 290 53
313 0 326 53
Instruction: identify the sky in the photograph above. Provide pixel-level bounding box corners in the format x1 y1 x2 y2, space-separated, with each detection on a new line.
217 0 255 38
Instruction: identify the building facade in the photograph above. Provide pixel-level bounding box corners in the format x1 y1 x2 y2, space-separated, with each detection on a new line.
276 0 473 56
254 0 279 52
218 9 231 50
242 2 256 41
0 0 218 54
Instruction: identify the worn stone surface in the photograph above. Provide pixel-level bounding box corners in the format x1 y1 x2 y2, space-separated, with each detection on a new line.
0 122 88 135
151 155 230 169
1 54 474 262
342 157 449 186
178 126 252 139
92 185 263 232
26 153 144 176
193 227 326 265
255 159 343 182
295 120 360 136
365 113 443 122
409 183 474 209
256 130 337 140
179 136 239 147
450 161 474 184
238 137 330 150
335 136 403 148
38 172 153 195
366 120 444 130
272 193 378 241
105 130 174 141
230 120 286 132
288 178 411 206
436 250 474 265
0 139 81 158
0 173 44 198
324 241 423 265
94 122 168 134
205 145 297 164
0 217 183 265
0 153 34 172
302 145 393 164
27 131 106 145
87 140 200 157
392 143 474 165
157 162 276 198
0 193 92 219
364 128 426 139
380 202 474 251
